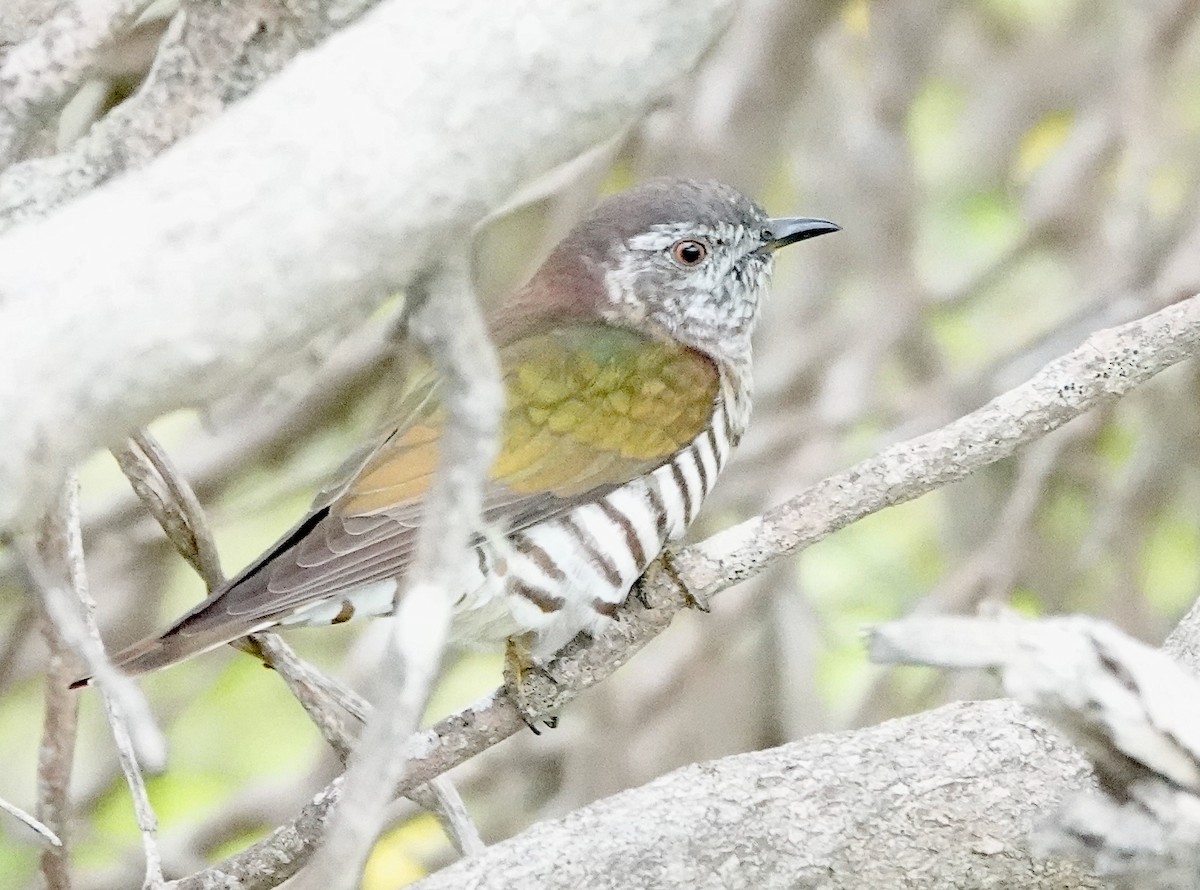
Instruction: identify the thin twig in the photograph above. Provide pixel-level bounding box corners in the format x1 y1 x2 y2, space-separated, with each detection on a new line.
248 634 359 762
32 476 166 888
18 545 167 772
35 484 79 890
128 431 224 586
112 432 368 755
408 778 487 858
0 794 62 848
427 777 486 857
293 259 500 888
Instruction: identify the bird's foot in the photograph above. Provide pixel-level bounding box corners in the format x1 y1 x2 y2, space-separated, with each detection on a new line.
503 635 560 734
654 547 709 612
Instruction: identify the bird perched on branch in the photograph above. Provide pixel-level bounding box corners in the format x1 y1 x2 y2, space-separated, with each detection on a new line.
86 178 837 703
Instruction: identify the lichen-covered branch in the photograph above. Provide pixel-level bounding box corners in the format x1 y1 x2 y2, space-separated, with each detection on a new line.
409 699 1095 890
0 0 151 165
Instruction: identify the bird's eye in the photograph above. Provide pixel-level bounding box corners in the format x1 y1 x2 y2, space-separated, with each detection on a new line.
670 239 708 267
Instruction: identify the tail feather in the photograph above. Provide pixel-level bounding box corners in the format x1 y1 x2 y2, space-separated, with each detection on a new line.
69 614 273 689
69 505 338 689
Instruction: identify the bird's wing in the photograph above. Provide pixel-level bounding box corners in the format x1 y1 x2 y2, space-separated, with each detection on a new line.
142 322 718 651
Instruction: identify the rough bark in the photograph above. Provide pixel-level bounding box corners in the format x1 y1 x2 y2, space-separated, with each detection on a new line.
0 0 735 531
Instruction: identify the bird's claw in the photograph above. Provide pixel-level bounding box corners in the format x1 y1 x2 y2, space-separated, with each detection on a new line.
503 636 560 732
658 547 709 612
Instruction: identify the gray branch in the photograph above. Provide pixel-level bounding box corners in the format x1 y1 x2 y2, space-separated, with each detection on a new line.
294 260 500 889
410 700 1096 889
0 0 735 531
0 0 152 165
875 614 1200 889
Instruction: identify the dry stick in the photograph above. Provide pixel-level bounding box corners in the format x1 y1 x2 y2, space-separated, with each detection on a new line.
118 411 485 855
32 476 166 889
129 431 224 587
293 260 501 890
422 777 485 857
34 484 80 890
0 794 62 848
0 0 154 166
172 291 1200 890
112 435 365 752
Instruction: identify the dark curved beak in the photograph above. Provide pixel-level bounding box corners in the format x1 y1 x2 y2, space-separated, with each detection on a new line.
767 217 841 250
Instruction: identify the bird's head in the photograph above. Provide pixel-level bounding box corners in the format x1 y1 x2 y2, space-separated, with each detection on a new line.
498 179 838 369
505 178 838 367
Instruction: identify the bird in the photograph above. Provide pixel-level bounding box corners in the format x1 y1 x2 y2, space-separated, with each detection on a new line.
87 178 838 689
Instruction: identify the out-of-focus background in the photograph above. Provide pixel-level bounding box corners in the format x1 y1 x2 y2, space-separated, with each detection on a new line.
5 0 1200 886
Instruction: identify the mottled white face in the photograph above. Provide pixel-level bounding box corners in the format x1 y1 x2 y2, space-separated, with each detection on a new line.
600 215 777 368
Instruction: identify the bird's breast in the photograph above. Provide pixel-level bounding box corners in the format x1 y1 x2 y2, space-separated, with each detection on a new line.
453 395 739 657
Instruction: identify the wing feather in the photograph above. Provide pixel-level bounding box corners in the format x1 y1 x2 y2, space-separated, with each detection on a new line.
166 322 719 633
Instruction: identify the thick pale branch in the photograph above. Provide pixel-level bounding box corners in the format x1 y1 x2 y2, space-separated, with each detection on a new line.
0 1 386 228
0 0 151 165
0 0 734 531
409 700 1094 889
875 614 1200 888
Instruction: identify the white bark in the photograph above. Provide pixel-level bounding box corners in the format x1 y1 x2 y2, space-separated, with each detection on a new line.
876 615 1200 889
0 0 151 164
0 0 734 530
411 699 1098 890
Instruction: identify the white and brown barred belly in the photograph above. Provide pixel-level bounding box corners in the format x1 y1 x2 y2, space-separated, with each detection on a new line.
279 392 742 659
456 393 739 657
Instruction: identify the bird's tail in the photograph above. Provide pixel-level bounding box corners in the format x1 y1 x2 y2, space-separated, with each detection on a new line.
69 620 267 689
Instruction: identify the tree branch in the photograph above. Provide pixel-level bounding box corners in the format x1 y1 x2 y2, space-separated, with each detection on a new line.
33 485 81 890
173 288 1200 886
406 699 1095 889
0 0 735 531
874 614 1200 889
0 0 388 230
0 794 61 849
294 260 500 888
0 0 152 165
29 477 167 888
